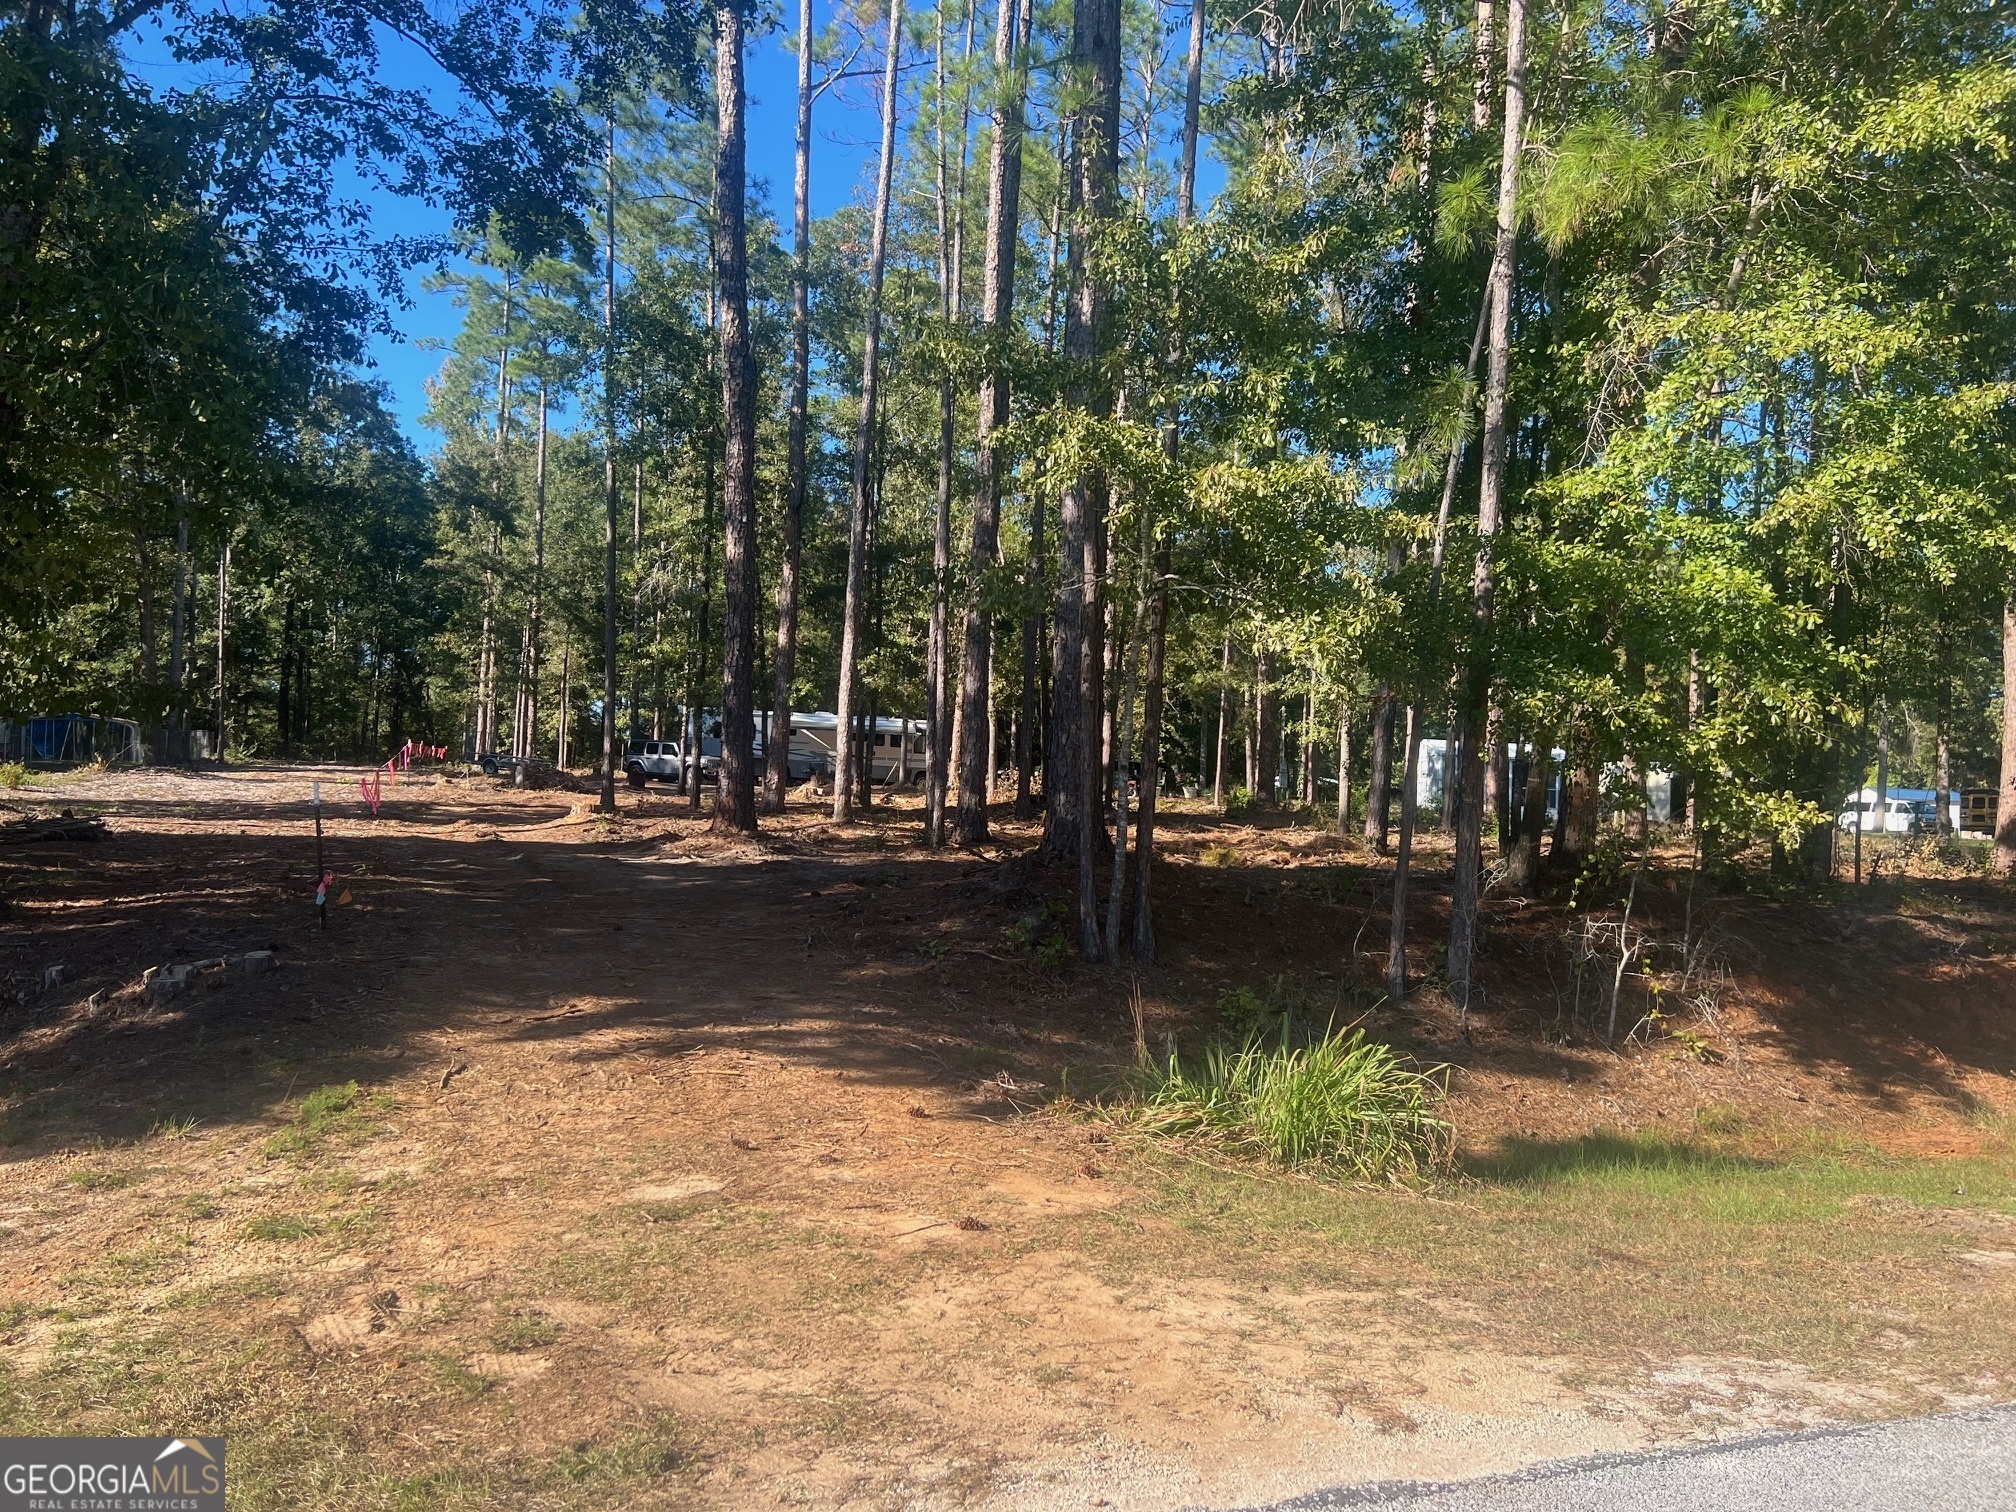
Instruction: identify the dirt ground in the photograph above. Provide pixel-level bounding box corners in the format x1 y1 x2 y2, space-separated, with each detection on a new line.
2 764 2014 1509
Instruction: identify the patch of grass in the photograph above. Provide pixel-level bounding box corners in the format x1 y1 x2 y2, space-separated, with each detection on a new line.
160 1273 287 1310
263 1081 392 1162
148 1115 200 1141
490 1309 560 1352
0 762 28 790
788 1386 911 1443
1095 1128 2016 1388
429 1355 494 1400
298 1166 359 1196
65 1168 135 1192
244 1213 321 1241
1462 1131 1768 1187
1199 841 1240 867
323 1206 387 1245
550 1414 690 1483
376 1467 495 1511
1128 1021 1451 1177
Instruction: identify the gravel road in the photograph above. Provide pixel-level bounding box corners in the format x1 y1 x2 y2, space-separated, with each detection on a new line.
1245 1405 2016 1511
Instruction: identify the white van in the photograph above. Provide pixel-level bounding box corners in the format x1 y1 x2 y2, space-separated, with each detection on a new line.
1837 788 1944 835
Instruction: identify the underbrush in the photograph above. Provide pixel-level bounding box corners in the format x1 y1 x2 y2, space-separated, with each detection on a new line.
1124 1015 1451 1178
0 762 27 790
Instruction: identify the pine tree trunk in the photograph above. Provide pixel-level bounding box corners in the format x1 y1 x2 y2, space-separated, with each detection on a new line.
557 632 572 769
170 507 188 729
688 344 717 809
1016 476 1044 818
1937 666 1954 837
1446 0 1528 1018
1254 651 1278 801
833 0 905 822
528 382 548 760
1130 535 1169 960
1477 710 1496 847
1387 703 1421 1001
1555 754 1597 879
277 601 293 752
1365 683 1394 849
926 2 956 845
955 0 1031 846
136 530 157 691
599 117 621 813
1301 689 1318 805
713 0 759 833
1124 0 1201 956
1046 0 1121 951
763 0 816 813
1213 631 1231 808
1336 701 1351 837
1506 735 1548 892
214 545 229 755
1106 537 1144 958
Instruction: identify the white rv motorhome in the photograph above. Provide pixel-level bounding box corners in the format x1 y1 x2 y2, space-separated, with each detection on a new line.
785 711 927 784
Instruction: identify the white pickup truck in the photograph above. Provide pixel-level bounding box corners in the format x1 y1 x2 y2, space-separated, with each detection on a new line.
625 720 829 788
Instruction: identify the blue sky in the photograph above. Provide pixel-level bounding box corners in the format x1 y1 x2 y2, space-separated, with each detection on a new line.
359 18 893 448
130 2 1223 453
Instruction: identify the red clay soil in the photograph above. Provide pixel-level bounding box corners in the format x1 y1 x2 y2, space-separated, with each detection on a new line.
2 767 2011 1163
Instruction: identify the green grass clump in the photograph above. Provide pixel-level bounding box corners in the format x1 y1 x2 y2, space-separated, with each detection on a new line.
0 762 28 790
65 1168 135 1192
552 1415 689 1482
244 1214 320 1241
263 1081 390 1161
1131 1020 1450 1177
491 1310 560 1352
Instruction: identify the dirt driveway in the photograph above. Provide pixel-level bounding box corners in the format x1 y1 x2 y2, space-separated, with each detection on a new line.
2 765 2013 1509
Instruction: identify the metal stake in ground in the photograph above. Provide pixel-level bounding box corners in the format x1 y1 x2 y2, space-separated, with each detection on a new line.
313 781 327 930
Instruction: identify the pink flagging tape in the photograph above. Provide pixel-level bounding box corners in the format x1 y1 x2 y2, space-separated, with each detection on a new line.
316 871 332 905
355 742 445 816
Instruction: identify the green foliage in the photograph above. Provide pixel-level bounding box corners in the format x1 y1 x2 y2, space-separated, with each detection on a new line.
1215 985 1275 1039
1006 901 1070 965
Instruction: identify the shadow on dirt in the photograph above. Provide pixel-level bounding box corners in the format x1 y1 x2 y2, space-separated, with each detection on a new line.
1460 1131 1774 1186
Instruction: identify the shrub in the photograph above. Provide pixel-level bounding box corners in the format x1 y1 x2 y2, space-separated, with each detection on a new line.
0 762 28 790
1215 985 1275 1039
1006 900 1070 965
1131 1019 1451 1178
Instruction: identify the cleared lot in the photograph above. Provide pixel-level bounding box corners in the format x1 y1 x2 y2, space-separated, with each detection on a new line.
2 765 2013 1509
